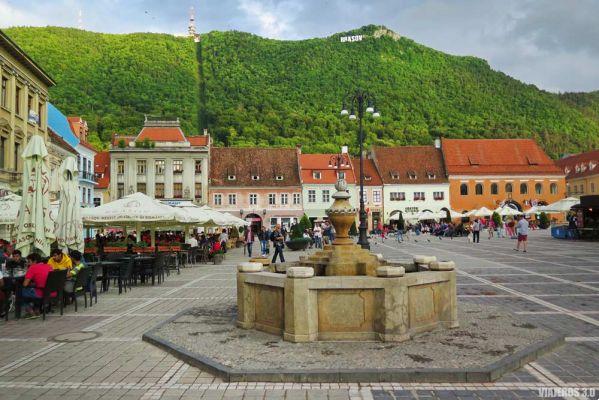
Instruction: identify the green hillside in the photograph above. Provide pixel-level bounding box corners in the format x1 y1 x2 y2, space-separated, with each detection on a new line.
5 25 599 155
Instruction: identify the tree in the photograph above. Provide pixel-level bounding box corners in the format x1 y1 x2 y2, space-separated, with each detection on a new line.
492 212 502 228
299 214 312 231
538 212 550 229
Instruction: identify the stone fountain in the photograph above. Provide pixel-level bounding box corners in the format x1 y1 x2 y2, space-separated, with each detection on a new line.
237 179 458 342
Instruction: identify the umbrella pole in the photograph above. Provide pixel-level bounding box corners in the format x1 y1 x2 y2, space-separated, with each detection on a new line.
150 227 156 248
135 222 142 243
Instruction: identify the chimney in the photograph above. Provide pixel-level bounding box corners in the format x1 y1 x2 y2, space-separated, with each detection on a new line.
203 128 208 136
434 137 441 149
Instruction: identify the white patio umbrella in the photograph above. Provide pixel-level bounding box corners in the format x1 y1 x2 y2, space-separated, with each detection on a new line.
14 135 55 256
541 197 579 213
199 205 249 226
524 206 541 215
417 210 439 221
55 157 84 253
473 207 493 217
222 212 250 226
494 206 522 217
171 202 218 227
447 209 466 219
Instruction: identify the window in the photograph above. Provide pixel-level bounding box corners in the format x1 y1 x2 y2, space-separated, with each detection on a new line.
281 193 288 205
87 160 91 173
312 171 321 180
252 174 260 181
15 86 21 115
293 193 301 205
535 183 543 195
14 143 19 170
460 183 468 196
136 160 146 175
155 183 164 198
433 191 444 200
275 175 284 181
580 184 584 193
268 193 276 205
408 170 417 180
373 190 381 203
155 160 165 175
27 94 33 117
475 183 483 195
362 189 368 203
137 182 146 194
117 160 125 174
0 136 5 168
308 190 316 203
390 171 400 179
81 188 85 204
228 175 236 181
38 102 43 125
591 183 595 193
249 193 258 205
490 183 498 195
520 182 528 195
505 183 513 193
213 194 222 206
117 183 124 199
93 197 101 207
0 76 7 108
338 171 346 180
173 160 183 174
195 160 202 174
322 189 330 203
88 189 91 204
228 194 237 205
390 192 405 201
173 183 183 198
426 171 436 179
81 157 87 172
414 192 425 201
195 182 202 198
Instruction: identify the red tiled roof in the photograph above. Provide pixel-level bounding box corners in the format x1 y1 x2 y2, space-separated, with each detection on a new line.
210 147 301 187
555 150 599 179
442 138 562 175
136 127 186 142
112 135 135 147
187 136 209 146
351 158 382 186
94 151 110 189
299 154 356 184
371 146 447 184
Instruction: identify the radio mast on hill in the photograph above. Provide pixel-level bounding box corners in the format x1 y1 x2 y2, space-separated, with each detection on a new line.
188 6 200 42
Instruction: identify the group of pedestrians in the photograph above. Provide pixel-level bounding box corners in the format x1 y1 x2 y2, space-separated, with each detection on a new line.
468 215 530 252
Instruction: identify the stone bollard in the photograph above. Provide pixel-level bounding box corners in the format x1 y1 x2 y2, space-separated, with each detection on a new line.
429 260 455 271
286 266 314 278
413 255 437 270
237 262 263 273
249 256 270 266
376 266 405 277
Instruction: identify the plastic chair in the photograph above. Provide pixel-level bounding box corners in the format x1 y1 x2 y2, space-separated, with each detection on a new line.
67 268 91 312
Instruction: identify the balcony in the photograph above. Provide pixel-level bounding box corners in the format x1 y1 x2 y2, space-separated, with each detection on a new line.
79 171 97 183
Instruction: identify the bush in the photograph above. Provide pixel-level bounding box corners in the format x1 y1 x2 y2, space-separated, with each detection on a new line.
492 212 501 228
349 221 358 236
397 214 405 230
285 237 311 251
299 214 312 231
290 222 304 239
539 212 550 229
117 139 126 149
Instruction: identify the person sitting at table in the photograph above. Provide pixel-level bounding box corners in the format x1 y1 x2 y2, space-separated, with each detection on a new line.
48 248 72 271
7 250 26 271
210 238 222 254
64 250 86 295
22 253 54 319
0 268 5 318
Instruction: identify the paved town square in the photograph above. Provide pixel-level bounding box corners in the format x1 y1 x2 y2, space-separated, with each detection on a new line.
1 230 597 400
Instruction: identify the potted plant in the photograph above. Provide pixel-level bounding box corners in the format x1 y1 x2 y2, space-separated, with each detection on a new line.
285 221 311 251
229 227 240 248
170 241 182 251
212 248 225 264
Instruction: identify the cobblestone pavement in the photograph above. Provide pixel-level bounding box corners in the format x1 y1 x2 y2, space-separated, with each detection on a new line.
1 231 598 399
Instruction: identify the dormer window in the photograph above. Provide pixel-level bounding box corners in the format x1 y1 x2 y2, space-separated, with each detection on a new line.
364 175 372 181
468 155 480 165
408 170 417 180
313 171 322 179
338 171 346 180
390 171 399 179
590 161 597 170
575 165 581 173
564 167 571 174
275 175 284 181
581 164 587 172
227 175 236 181
252 175 260 181
426 171 435 179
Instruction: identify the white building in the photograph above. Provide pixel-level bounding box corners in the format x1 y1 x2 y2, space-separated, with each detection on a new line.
109 116 210 203
371 146 451 226
68 117 97 207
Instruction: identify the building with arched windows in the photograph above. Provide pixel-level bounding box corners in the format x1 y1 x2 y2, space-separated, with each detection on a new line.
555 150 599 198
442 138 566 213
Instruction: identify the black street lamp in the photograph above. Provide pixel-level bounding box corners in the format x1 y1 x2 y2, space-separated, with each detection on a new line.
340 90 380 250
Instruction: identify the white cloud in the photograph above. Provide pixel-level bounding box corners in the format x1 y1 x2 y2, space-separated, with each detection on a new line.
237 0 301 38
0 0 44 27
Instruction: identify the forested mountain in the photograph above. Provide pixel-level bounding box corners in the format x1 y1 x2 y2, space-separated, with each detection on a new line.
5 25 599 156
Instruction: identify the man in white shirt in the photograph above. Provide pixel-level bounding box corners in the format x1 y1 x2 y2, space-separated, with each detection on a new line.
313 225 322 248
515 215 529 252
219 229 229 253
186 235 198 248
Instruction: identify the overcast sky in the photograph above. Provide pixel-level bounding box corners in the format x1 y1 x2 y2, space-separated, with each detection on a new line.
1 0 598 93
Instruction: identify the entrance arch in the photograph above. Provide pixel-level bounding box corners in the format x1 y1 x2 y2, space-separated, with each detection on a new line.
245 213 262 233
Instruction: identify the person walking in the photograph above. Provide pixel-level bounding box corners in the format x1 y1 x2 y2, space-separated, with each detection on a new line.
244 228 255 258
313 224 323 249
270 224 285 263
258 226 268 256
487 219 495 239
471 219 481 243
515 215 529 252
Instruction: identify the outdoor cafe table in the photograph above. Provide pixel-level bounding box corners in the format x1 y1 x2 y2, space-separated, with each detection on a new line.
87 261 121 292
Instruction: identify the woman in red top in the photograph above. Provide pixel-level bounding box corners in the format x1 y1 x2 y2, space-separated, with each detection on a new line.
22 253 53 319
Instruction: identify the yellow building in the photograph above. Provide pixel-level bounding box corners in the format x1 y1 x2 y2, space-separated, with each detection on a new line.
556 150 599 198
0 30 55 193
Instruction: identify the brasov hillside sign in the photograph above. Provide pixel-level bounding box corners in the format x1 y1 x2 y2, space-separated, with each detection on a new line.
340 35 363 42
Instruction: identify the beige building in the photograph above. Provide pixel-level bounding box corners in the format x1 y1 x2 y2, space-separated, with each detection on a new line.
0 30 55 192
109 116 210 203
556 150 599 198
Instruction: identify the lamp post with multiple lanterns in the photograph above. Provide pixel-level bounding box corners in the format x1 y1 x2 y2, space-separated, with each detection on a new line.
340 90 380 250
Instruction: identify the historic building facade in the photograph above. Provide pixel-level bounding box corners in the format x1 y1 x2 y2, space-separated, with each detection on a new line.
555 150 599 198
299 149 358 224
351 157 383 230
0 30 55 193
69 116 97 207
109 116 210 203
442 138 566 212
94 151 110 206
209 147 303 231
371 146 450 226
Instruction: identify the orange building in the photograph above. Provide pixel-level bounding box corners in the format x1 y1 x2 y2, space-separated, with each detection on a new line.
441 138 566 212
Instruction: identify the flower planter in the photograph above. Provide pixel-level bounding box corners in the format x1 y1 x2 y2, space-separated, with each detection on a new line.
285 238 311 251
104 247 126 253
134 246 155 253
213 253 224 265
84 248 97 254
